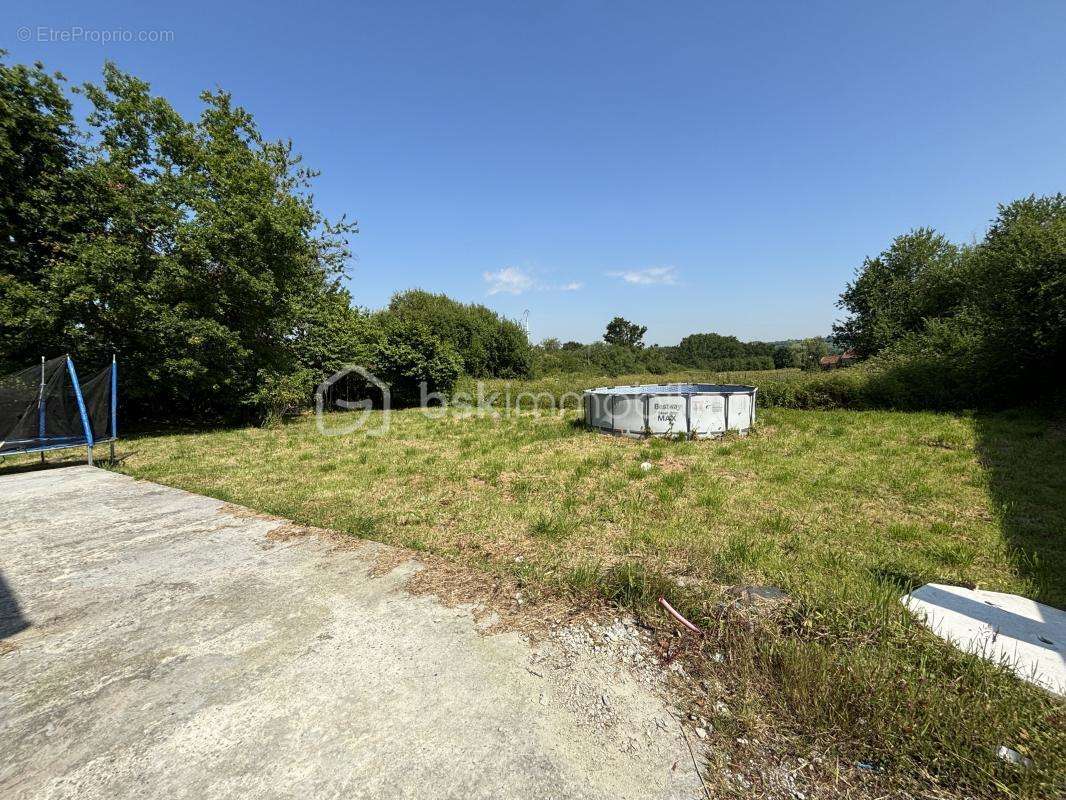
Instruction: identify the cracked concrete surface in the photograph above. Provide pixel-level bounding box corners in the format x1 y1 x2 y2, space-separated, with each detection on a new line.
0 466 702 800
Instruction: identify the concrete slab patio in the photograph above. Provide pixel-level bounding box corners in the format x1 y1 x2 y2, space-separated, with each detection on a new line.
0 466 703 800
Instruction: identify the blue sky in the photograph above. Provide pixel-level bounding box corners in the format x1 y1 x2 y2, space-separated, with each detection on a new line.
6 1 1065 344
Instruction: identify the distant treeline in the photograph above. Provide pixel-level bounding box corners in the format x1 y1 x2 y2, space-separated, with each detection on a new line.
533 333 830 376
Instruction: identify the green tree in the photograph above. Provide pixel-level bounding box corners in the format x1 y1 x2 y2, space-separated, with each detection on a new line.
965 195 1066 397
801 337 829 369
772 345 800 369
372 314 462 406
383 289 532 378
290 287 377 382
603 316 647 348
676 332 745 365
834 228 966 357
0 59 356 420
0 57 96 367
843 195 1065 406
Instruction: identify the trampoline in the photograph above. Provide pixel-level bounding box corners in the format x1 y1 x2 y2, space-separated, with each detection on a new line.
0 355 118 465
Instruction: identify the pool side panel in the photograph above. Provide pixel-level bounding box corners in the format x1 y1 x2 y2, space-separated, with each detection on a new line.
584 385 757 438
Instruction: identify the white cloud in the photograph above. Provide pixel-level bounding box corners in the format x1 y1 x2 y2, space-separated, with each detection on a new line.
483 266 535 295
483 268 584 295
606 266 678 286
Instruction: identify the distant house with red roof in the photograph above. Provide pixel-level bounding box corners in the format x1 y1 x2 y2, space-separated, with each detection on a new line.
819 349 859 370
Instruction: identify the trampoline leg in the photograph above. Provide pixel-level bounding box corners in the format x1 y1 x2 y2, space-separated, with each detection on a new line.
40 451 45 464
110 441 115 463
87 445 94 467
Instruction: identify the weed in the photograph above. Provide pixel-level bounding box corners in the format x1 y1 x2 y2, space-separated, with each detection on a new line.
529 513 570 541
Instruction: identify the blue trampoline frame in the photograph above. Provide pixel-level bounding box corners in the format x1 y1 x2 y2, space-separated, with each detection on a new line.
1 355 118 466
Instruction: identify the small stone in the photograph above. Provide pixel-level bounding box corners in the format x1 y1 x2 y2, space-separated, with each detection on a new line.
640 461 653 471
996 746 1032 769
695 727 707 740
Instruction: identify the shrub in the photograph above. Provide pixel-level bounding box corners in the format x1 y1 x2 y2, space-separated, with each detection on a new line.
290 296 464 412
371 316 463 406
862 318 985 409
675 332 774 367
383 290 532 378
533 342 690 376
756 368 875 410
252 368 316 426
291 289 378 384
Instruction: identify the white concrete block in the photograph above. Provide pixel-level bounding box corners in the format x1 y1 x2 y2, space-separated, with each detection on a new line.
901 583 1066 695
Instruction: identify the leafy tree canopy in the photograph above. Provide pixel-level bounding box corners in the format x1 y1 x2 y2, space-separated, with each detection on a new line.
382 289 531 378
603 316 647 348
837 196 1066 406
0 56 357 420
834 228 966 357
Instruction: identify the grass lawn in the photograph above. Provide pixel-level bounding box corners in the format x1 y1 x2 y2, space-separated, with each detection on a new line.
17 383 1062 797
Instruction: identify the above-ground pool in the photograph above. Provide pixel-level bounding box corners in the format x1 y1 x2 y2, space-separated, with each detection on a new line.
583 384 758 438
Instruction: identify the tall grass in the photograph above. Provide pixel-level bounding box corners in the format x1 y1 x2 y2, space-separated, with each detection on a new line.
461 363 1037 414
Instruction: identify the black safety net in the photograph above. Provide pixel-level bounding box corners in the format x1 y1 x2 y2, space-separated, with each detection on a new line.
80 365 116 443
0 357 116 457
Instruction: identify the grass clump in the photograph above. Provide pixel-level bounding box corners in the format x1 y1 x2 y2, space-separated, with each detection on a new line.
528 513 571 541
